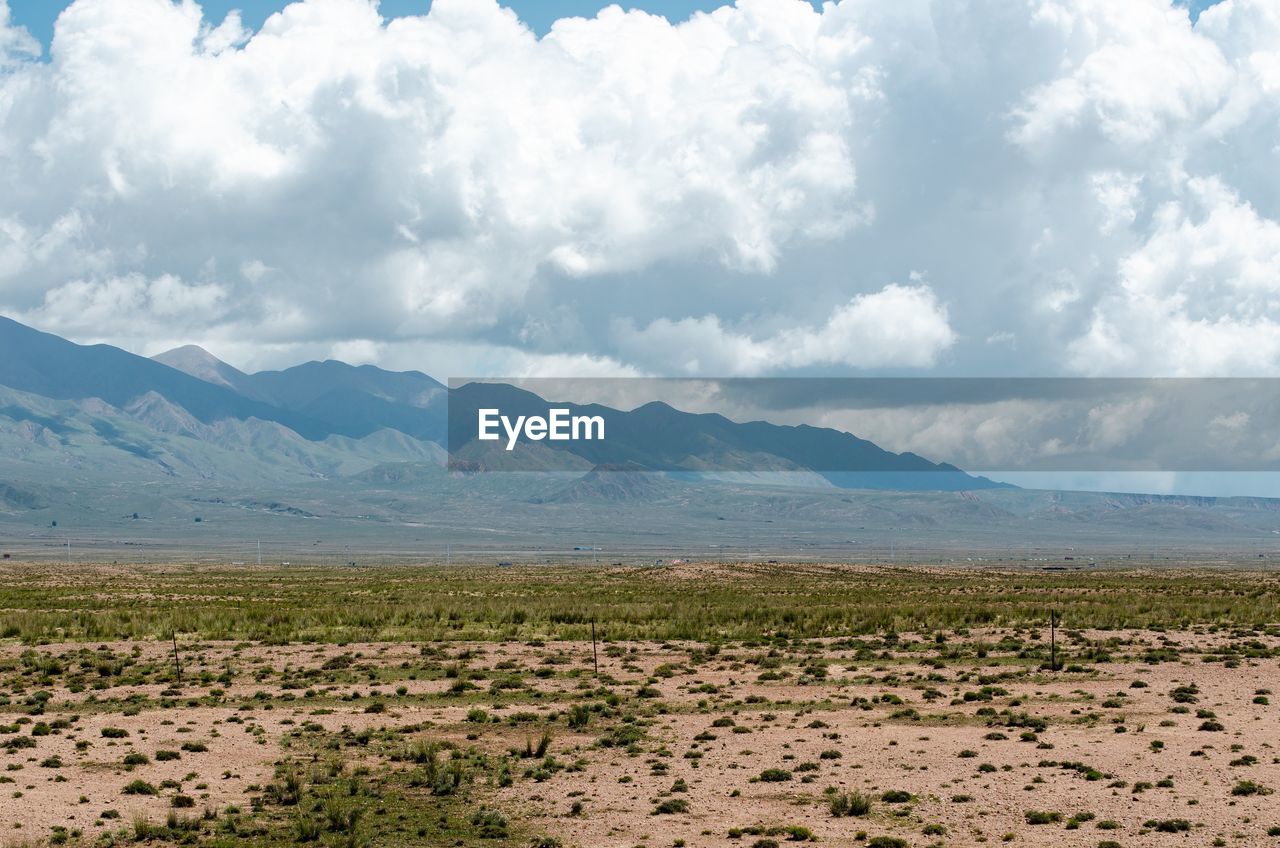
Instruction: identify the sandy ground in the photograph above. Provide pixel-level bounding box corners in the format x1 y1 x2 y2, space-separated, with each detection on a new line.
2 629 1278 846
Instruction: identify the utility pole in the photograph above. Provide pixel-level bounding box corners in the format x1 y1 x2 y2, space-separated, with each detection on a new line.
446 543 451 566
257 540 262 566
172 631 182 685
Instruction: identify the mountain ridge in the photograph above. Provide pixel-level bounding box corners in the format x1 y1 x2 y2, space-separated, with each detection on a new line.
0 314 1278 554
447 381 1007 490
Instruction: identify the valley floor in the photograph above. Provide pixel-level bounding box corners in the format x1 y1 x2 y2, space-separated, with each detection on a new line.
0 562 1278 847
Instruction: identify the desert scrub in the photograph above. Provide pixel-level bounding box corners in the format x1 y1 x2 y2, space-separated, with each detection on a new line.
828 790 872 817
1231 780 1272 796
567 705 591 729
1144 819 1192 833
653 799 689 815
866 838 908 848
470 808 509 838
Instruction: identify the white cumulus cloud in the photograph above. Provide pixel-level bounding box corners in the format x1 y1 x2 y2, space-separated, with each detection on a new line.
1069 177 1280 375
0 0 1277 378
615 283 955 375
0 1 38 66
0 0 871 366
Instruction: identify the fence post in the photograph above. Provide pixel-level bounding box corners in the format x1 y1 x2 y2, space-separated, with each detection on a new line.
591 619 598 678
1050 610 1058 672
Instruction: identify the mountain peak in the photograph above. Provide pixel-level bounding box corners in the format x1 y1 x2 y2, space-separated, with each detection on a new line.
152 345 244 389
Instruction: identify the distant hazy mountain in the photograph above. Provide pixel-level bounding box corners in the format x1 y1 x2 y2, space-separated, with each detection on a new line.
0 383 444 486
448 381 1007 490
153 346 447 443
0 316 1002 491
1 316 1278 555
152 345 248 391
0 316 330 438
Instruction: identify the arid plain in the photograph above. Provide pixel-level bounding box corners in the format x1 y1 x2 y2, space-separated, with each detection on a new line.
1 561 1278 848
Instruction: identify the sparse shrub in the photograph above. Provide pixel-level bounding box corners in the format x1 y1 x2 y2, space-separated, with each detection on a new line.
470 807 509 838
567 705 590 729
293 814 321 842
1231 780 1272 797
1144 819 1191 833
829 790 871 817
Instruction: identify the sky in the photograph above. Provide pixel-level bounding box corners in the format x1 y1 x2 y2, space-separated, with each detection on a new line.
0 0 1272 389
5 0 755 45
3 0 1226 48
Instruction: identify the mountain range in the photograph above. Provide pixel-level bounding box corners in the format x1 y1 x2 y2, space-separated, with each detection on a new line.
1 315 1278 559
0 315 996 488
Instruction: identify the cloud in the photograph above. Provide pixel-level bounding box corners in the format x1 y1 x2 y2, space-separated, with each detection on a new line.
0 0 869 363
805 398 1065 470
0 1 39 66
1010 0 1233 151
505 352 645 379
20 273 229 342
614 283 955 375
0 0 1277 379
1069 178 1280 375
1083 396 1157 451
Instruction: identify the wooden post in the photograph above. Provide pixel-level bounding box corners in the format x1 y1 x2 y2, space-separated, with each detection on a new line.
591 619 598 678
1050 610 1057 672
172 632 182 685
